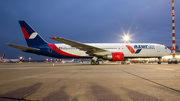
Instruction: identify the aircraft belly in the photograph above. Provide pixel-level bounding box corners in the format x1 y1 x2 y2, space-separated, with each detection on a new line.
62 50 88 56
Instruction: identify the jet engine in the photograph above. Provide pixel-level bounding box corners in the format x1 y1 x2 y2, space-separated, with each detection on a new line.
103 52 124 61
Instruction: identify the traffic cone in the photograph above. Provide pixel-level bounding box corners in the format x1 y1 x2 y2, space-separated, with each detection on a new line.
53 63 54 67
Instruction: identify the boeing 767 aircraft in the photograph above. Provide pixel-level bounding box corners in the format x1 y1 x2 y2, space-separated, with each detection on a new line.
6 21 171 65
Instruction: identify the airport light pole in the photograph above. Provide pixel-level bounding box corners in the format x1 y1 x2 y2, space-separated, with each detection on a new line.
29 57 31 62
168 0 179 64
171 0 176 59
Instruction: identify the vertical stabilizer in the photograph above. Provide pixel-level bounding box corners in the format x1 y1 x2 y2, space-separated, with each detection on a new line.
19 21 47 47
1 54 5 60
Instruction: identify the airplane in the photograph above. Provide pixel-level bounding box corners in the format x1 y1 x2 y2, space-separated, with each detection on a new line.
0 54 5 60
61 59 80 63
0 54 5 63
0 54 24 63
6 21 171 65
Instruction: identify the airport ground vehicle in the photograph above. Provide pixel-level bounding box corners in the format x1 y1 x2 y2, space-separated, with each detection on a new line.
168 58 179 64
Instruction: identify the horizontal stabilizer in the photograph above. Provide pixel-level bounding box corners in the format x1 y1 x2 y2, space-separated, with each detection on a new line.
6 43 40 51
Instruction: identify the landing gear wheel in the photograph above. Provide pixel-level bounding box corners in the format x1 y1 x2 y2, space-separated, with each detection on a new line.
91 60 99 65
95 61 99 65
158 61 161 64
91 56 99 65
91 60 95 65
175 61 178 64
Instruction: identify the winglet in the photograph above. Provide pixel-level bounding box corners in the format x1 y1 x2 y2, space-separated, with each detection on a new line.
50 37 60 39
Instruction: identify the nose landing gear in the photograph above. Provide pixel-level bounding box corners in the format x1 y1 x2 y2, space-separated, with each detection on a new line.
157 57 161 64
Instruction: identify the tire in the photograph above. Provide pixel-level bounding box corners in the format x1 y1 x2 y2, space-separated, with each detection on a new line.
91 61 95 65
95 61 99 65
158 62 161 64
91 60 99 65
175 61 178 64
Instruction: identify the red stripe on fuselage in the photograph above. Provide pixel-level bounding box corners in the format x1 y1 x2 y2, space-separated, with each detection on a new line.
48 44 82 57
21 27 30 39
125 45 135 54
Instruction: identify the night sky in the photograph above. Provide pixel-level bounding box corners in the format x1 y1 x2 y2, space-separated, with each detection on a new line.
0 0 180 60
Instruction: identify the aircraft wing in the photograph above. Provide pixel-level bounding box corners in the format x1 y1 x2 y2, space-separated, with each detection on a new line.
6 43 40 51
50 37 110 56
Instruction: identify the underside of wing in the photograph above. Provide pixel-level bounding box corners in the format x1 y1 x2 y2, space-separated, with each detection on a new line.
6 43 40 51
50 37 110 56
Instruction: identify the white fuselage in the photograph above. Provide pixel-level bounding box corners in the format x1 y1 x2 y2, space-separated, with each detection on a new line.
54 43 171 58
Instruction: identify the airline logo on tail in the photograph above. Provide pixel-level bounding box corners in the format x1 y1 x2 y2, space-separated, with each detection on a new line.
21 27 38 39
29 32 38 39
20 57 25 61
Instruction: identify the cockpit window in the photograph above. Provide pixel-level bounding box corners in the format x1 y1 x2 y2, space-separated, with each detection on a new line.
165 47 167 49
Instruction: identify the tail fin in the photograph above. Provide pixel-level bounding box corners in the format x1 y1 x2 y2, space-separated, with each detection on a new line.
1 54 5 60
20 56 24 61
19 21 47 47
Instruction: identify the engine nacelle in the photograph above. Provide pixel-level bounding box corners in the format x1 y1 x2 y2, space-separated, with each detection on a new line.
103 52 124 61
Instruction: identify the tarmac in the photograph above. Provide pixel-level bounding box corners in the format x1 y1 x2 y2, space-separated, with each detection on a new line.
0 62 180 101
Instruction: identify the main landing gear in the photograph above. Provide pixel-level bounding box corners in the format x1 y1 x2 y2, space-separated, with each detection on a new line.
91 56 99 65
